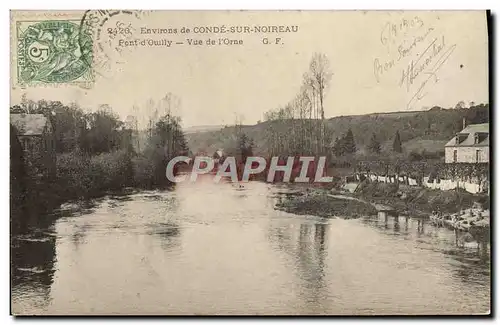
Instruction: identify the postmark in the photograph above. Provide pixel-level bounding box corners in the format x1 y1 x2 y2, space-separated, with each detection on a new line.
16 19 94 86
79 10 146 78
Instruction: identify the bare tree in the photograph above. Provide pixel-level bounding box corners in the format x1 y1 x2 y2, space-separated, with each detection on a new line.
263 53 333 157
308 53 333 121
301 53 333 154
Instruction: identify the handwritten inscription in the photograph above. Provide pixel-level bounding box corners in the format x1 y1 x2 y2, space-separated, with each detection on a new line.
397 27 434 61
380 16 424 50
374 17 430 83
373 15 457 110
401 36 457 109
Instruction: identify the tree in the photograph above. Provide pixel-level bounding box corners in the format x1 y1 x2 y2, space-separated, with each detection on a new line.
393 130 402 153
455 101 466 110
368 133 381 154
83 108 124 154
307 53 333 121
125 114 140 153
238 133 254 162
10 124 27 231
343 129 357 154
304 53 333 154
145 113 189 186
333 137 343 157
259 52 333 157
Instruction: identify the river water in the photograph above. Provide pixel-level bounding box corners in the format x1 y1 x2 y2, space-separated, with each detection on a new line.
11 177 490 315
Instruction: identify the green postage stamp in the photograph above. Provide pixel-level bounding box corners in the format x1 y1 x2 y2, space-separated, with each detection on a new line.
16 19 94 86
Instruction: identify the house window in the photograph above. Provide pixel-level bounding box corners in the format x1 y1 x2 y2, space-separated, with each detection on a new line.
453 150 458 163
474 133 479 144
476 150 481 163
22 138 29 151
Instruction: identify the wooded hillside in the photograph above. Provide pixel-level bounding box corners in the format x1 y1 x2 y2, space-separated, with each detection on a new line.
186 104 489 157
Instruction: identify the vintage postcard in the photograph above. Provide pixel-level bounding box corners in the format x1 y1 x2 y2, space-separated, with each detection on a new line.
10 10 490 315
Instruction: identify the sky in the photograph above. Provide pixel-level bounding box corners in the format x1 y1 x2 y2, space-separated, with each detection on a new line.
11 10 489 128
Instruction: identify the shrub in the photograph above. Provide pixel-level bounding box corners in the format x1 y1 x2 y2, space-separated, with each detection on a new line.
55 150 133 199
409 150 423 161
132 155 155 188
89 150 134 191
55 152 93 199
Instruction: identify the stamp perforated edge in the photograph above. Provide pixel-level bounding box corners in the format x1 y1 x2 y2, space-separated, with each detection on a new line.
11 10 95 89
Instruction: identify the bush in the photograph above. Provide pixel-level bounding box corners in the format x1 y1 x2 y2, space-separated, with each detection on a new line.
409 150 423 161
409 188 480 213
55 152 93 199
89 150 134 191
357 181 399 198
55 150 133 199
276 193 377 218
132 155 155 188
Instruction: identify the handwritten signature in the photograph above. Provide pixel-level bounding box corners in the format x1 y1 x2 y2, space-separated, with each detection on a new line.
400 35 457 109
373 16 431 84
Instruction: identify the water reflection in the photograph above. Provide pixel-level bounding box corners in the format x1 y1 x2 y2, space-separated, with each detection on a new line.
11 230 56 313
362 212 490 289
11 181 490 315
393 216 400 233
147 222 181 251
267 220 330 313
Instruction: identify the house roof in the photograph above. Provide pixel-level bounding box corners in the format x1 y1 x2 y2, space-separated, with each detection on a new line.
445 123 489 147
10 114 49 136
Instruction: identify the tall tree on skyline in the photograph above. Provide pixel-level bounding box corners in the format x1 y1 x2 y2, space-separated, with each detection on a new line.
393 130 402 153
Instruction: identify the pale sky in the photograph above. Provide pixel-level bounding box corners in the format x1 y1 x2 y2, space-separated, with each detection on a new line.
11 10 488 127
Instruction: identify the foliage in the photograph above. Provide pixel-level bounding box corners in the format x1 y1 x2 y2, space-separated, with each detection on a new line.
10 94 191 232
262 52 333 157
81 108 127 154
367 133 381 154
331 129 356 156
187 104 489 156
10 99 133 155
343 129 357 154
10 125 27 231
131 155 155 189
142 113 189 186
88 150 134 191
187 103 489 159
357 181 400 198
393 130 402 153
238 133 254 162
276 193 377 218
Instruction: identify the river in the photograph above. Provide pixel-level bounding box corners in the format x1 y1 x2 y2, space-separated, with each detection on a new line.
11 177 490 315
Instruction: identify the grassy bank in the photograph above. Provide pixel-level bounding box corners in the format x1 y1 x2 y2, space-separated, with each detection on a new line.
275 191 377 219
356 181 489 216
274 180 489 220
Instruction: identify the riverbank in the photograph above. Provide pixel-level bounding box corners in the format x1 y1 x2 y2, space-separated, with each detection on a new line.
275 188 377 218
275 181 489 220
11 150 178 234
355 181 489 215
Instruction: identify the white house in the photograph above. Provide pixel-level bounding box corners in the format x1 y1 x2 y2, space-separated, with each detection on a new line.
444 122 489 163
